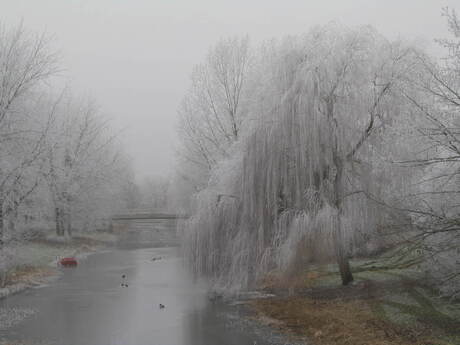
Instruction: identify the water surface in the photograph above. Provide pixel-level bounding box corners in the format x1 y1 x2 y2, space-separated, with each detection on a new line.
0 246 283 345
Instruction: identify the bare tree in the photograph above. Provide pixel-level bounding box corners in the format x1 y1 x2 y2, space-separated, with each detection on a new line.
0 22 135 287
44 95 122 237
138 176 170 211
177 36 250 190
391 8 460 297
0 23 58 247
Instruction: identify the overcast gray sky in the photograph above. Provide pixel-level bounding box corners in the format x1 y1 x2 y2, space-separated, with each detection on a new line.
1 0 458 180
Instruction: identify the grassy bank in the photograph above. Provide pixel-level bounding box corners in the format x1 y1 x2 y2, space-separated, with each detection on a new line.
0 231 117 299
251 252 460 345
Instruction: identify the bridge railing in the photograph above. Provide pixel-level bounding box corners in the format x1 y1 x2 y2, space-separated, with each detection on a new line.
111 212 189 220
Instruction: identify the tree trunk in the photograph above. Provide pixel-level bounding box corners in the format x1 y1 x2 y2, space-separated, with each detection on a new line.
334 215 354 285
333 161 354 285
6 204 16 234
64 210 71 237
55 207 64 236
0 197 3 247
0 196 6 288
327 98 354 286
0 271 6 288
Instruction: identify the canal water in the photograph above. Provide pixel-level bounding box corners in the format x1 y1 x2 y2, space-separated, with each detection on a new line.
0 222 292 345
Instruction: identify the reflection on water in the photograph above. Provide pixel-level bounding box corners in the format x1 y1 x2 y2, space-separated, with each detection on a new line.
0 221 283 345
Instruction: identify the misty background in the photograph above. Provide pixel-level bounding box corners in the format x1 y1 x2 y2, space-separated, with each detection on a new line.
1 0 458 181
1 2 460 344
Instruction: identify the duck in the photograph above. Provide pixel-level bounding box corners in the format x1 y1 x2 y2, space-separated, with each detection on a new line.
121 274 128 287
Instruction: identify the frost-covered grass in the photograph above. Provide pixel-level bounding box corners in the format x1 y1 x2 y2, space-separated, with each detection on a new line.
13 232 115 268
14 242 76 267
73 230 117 244
253 252 460 345
1 231 116 295
253 294 460 345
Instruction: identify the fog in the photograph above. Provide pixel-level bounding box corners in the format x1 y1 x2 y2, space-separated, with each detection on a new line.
1 2 460 344
1 0 457 179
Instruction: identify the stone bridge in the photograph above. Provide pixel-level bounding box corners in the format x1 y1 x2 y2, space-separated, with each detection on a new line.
110 210 188 248
111 211 187 221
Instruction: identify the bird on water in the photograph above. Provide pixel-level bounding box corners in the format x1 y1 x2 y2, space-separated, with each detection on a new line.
121 274 128 287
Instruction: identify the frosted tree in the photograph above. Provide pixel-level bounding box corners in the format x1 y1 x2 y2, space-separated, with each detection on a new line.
0 23 58 286
0 23 58 246
182 26 422 291
177 36 251 194
0 22 135 286
44 95 123 237
138 176 170 211
395 8 460 297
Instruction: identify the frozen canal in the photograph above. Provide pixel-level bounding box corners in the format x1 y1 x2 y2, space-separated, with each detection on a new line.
0 227 286 345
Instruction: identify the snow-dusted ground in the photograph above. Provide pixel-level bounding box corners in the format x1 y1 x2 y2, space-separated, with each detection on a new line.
0 232 115 301
0 307 35 331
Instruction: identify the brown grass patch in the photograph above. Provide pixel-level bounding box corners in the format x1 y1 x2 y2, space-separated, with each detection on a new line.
6 265 56 286
258 270 324 291
251 297 445 345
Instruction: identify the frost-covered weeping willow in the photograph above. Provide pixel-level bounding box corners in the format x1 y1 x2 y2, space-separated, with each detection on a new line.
181 26 419 293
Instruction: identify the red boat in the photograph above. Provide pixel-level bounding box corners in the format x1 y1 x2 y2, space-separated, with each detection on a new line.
59 257 78 267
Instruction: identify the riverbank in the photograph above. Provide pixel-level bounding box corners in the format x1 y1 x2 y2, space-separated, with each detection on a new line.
249 253 460 345
0 231 117 300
